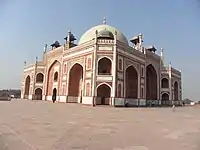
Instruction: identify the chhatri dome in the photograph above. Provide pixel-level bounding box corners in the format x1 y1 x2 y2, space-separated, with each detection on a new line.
78 17 129 45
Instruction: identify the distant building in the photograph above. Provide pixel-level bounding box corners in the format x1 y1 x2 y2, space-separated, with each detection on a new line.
21 18 182 106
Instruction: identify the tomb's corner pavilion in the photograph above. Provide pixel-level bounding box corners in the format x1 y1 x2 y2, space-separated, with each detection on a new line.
21 18 182 107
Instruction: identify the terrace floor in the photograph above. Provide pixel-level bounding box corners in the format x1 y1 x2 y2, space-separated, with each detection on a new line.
0 99 200 150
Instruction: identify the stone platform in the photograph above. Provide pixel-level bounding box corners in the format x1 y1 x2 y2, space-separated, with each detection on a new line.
0 99 199 150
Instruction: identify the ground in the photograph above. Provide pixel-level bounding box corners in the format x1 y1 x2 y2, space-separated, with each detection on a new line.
0 100 200 150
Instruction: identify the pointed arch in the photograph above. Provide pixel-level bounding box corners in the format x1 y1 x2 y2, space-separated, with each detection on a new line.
46 60 61 95
24 75 31 96
96 82 112 90
36 73 44 83
161 78 169 88
24 75 31 95
118 59 122 71
68 63 83 101
161 93 169 100
125 65 138 98
161 92 170 105
174 81 179 100
96 83 111 105
53 71 58 81
146 64 157 100
34 88 42 100
98 57 112 75
87 57 92 69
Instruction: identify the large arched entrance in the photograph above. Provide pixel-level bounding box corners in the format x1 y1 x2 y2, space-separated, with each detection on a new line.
161 93 170 106
98 57 112 75
68 64 83 103
174 81 178 100
96 84 111 105
46 60 61 96
146 64 157 100
125 65 138 98
24 75 31 99
34 88 42 100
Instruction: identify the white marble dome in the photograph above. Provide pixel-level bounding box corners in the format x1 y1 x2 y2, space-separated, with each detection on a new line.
78 24 129 45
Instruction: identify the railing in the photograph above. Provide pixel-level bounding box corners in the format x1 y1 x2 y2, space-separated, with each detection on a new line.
115 98 182 107
98 73 112 75
95 97 110 105
161 100 171 106
24 95 29 99
35 81 43 83
146 100 160 107
97 39 114 44
33 95 42 100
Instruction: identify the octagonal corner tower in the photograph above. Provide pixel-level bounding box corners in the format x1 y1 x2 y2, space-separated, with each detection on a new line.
78 24 129 45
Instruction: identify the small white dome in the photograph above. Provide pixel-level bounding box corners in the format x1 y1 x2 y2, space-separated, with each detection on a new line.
79 24 129 45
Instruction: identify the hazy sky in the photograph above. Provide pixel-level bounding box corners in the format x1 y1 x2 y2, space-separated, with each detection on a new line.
0 0 200 100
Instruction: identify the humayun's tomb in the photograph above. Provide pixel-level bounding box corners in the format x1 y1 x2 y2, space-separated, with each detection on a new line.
21 18 182 107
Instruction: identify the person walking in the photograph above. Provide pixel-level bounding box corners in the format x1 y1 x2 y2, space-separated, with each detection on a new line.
52 95 56 103
172 104 176 112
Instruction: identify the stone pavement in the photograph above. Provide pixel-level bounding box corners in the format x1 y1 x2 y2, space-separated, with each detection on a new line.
0 100 200 150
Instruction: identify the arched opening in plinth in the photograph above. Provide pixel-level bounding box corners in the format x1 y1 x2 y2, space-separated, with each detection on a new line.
52 88 57 101
24 75 30 99
174 81 178 100
161 93 170 105
161 78 169 88
97 84 111 105
68 63 83 103
125 65 138 98
162 93 169 100
36 73 44 83
146 64 157 100
35 88 42 100
98 57 112 75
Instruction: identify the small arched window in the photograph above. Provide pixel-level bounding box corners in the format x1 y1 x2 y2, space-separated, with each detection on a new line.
98 57 112 75
118 84 121 97
63 64 67 73
161 78 169 88
141 87 144 98
87 58 92 69
119 59 122 71
54 72 58 81
36 73 44 83
141 67 144 77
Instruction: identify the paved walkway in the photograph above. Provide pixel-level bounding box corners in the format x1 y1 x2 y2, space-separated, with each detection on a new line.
0 100 200 150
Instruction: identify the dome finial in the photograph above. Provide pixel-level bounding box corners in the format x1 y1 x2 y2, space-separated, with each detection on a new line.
103 16 106 25
68 28 71 34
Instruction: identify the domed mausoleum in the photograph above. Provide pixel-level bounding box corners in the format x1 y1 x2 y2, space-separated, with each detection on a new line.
21 18 182 107
79 24 129 45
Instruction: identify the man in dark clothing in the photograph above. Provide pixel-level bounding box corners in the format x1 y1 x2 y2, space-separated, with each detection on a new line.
52 96 56 103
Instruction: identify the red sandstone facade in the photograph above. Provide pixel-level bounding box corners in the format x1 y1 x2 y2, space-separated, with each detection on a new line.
21 20 182 106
